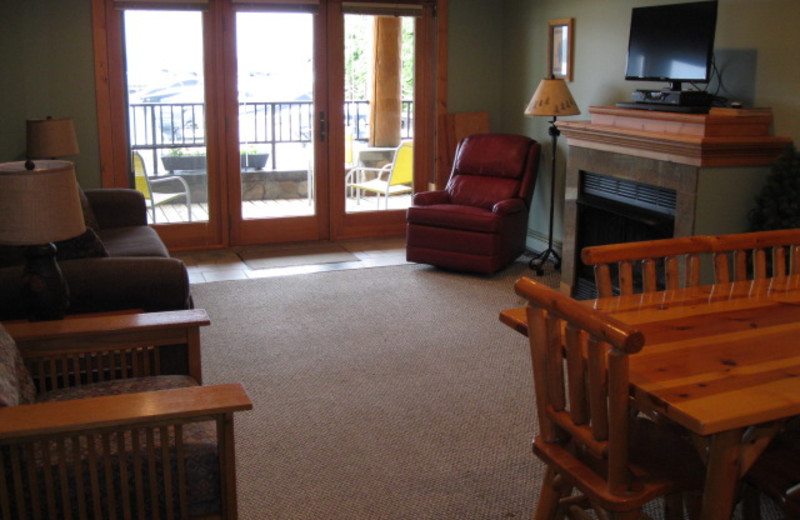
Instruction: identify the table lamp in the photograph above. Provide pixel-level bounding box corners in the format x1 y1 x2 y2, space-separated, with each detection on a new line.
0 161 86 320
524 77 580 275
25 117 80 169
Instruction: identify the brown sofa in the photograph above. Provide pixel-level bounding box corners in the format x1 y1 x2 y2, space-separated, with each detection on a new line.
0 188 192 320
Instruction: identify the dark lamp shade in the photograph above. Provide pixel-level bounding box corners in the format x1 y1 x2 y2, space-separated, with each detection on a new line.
524 78 581 117
0 160 86 245
26 118 80 159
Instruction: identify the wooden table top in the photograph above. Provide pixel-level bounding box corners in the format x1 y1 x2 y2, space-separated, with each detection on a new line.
500 275 800 436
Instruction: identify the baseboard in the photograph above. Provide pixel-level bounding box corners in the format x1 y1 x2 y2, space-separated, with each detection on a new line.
525 229 562 257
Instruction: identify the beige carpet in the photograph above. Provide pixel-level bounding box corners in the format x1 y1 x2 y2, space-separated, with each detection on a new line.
238 242 359 270
192 260 555 519
191 260 774 520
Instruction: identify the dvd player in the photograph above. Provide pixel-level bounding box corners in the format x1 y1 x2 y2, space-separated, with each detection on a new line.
616 102 711 114
631 89 713 106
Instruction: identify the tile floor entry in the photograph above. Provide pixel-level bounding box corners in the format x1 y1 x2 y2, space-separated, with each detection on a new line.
173 237 410 284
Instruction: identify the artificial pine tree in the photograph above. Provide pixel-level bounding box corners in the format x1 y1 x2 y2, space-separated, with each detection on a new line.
749 144 800 231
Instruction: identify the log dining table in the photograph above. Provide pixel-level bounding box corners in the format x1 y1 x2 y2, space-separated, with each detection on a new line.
500 274 800 520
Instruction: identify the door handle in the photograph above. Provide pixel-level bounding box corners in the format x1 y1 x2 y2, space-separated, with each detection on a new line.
319 111 327 142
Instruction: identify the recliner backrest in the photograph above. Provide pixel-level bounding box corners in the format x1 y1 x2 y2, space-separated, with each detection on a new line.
446 133 540 210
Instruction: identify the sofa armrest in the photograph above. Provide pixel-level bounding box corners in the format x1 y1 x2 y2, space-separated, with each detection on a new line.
85 188 148 229
492 198 526 215
412 190 450 206
0 383 251 440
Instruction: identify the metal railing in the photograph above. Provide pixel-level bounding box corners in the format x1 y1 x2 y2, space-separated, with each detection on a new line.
129 99 413 175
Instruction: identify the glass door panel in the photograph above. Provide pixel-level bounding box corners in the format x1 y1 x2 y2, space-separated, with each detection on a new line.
236 12 316 221
123 10 208 225
343 13 415 215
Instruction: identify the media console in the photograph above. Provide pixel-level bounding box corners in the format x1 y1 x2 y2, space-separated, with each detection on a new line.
555 106 792 297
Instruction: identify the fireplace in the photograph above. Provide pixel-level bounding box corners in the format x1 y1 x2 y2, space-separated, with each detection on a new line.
555 107 789 297
573 173 675 299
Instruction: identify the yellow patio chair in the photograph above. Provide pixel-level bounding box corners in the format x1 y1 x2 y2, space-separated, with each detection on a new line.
346 140 413 209
133 151 192 222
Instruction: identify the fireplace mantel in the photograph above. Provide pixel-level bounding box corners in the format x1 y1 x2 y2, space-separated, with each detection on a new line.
558 106 793 296
557 106 791 167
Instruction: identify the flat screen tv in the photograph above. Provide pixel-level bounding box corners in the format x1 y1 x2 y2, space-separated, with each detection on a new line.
624 1 718 92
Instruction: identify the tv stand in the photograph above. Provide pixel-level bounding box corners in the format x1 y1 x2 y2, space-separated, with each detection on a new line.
615 102 710 114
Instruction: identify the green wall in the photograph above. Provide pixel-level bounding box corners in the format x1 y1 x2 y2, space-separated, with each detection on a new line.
0 0 100 187
2 0 798 248
492 0 800 252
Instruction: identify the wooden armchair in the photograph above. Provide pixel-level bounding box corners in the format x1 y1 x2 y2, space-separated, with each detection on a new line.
0 310 252 520
514 277 704 519
581 236 711 297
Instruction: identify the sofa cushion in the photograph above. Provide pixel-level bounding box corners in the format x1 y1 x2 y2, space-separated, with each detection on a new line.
97 226 170 258
55 227 110 261
0 324 36 407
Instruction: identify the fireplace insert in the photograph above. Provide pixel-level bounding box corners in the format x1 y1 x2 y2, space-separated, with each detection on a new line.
573 172 676 299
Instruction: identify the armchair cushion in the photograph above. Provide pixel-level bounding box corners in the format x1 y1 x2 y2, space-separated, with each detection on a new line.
447 175 523 210
406 204 505 233
0 325 35 407
37 374 197 402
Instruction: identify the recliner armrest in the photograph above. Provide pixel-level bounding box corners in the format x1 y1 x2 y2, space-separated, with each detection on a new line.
492 198 526 215
412 190 450 206
85 188 148 229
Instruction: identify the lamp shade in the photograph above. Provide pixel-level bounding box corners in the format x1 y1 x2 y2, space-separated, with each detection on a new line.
0 160 86 245
524 78 581 117
26 117 80 159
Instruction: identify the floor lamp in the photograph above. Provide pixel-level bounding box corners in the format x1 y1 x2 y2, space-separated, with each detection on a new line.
524 77 580 275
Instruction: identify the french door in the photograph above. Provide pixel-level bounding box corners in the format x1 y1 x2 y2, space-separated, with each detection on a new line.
93 0 438 250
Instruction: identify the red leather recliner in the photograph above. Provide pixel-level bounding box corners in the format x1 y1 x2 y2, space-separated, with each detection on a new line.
406 133 541 273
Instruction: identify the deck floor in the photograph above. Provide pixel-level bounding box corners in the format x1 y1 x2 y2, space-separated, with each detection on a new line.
149 194 413 224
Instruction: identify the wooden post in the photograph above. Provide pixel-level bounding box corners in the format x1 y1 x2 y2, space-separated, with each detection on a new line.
370 16 402 148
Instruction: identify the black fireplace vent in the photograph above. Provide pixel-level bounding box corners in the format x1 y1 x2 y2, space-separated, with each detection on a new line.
582 173 677 216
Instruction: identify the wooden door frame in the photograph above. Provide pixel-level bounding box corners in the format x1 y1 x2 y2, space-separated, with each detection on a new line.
92 0 448 250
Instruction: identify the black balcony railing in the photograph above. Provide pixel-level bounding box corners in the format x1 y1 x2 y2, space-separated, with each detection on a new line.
129 99 413 175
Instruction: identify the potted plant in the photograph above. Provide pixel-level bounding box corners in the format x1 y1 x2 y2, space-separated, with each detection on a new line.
161 148 207 172
240 145 269 170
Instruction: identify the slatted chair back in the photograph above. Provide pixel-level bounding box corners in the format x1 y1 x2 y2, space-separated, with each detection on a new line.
708 228 800 283
581 236 712 298
515 276 645 496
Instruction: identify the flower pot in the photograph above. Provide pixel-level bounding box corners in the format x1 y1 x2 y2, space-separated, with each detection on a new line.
240 153 269 170
161 155 207 172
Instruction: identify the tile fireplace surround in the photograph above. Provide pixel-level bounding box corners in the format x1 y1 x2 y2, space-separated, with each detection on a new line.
557 106 792 296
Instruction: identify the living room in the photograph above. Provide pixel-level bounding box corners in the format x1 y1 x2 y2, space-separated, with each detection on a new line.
1 1 799 518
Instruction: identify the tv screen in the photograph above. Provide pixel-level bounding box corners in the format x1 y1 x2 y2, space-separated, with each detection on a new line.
624 1 718 90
